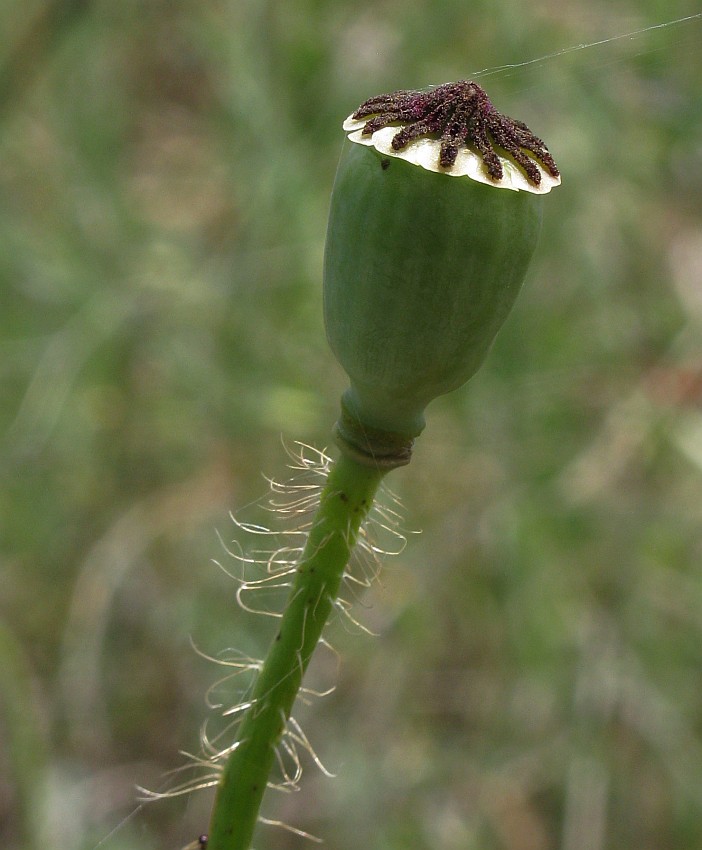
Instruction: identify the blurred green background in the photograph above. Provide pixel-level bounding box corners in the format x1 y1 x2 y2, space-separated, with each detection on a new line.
2 1 702 848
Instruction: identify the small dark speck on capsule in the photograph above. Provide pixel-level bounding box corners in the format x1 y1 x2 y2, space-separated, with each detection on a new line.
381 158 390 170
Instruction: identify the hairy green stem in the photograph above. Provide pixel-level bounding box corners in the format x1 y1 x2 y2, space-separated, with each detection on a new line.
207 452 386 850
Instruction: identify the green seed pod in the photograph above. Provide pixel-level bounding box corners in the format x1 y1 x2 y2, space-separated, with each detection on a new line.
323 82 560 466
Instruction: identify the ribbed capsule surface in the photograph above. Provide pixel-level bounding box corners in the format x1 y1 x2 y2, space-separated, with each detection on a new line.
324 139 543 438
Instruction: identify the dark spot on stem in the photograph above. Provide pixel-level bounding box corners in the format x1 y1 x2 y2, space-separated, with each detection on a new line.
380 158 390 170
339 491 349 502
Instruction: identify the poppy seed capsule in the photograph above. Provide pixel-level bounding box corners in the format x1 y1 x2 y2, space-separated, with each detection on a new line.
324 84 560 466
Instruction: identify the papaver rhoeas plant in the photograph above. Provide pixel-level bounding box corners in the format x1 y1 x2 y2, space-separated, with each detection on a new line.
199 81 560 850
